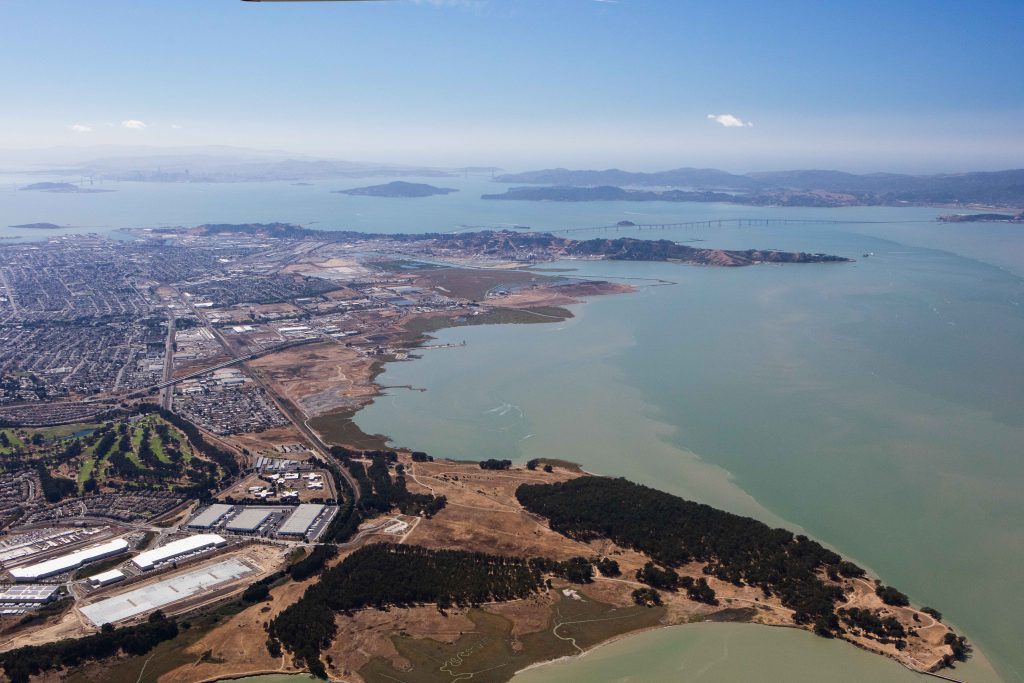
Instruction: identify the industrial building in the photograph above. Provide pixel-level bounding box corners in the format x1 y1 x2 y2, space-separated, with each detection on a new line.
224 508 273 533
187 504 233 529
8 538 129 582
278 504 325 538
80 558 253 626
88 569 126 588
0 584 60 604
132 534 226 571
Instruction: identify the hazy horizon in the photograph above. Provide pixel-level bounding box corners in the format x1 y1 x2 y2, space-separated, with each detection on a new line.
0 143 1021 178
3 0 1022 173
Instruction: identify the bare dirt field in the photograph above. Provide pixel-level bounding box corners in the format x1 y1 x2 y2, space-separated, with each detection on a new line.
248 342 379 418
224 425 314 461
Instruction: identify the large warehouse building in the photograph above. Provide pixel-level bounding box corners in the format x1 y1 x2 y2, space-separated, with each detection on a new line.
81 558 253 626
186 504 233 530
278 504 325 538
8 538 129 582
224 509 273 533
132 534 226 571
0 584 61 604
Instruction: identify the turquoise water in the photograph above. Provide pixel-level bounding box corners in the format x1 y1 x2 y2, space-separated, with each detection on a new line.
3 178 1020 682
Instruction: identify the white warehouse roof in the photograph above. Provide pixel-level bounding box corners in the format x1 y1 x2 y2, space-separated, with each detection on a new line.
9 539 129 581
187 504 233 529
278 504 324 536
81 558 253 626
88 569 126 587
132 534 226 571
225 508 272 532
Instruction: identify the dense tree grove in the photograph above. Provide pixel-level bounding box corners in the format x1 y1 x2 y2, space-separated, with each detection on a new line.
242 583 271 603
529 556 594 584
269 544 546 678
943 633 971 663
632 587 662 607
36 464 75 502
681 576 718 605
838 607 906 640
479 459 512 470
0 611 178 683
595 557 620 577
516 477 883 634
636 562 679 591
328 447 447 519
288 544 339 581
875 585 910 607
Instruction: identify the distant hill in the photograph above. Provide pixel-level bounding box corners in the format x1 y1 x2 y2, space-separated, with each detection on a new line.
0 145 456 183
495 167 1024 207
8 223 63 230
494 167 762 192
333 181 458 198
482 186 736 203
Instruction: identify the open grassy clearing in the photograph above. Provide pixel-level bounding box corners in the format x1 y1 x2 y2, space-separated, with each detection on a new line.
35 422 101 440
309 407 391 451
359 593 664 683
412 267 559 301
403 306 572 338
149 433 172 464
0 429 26 454
0 422 100 455
76 457 96 493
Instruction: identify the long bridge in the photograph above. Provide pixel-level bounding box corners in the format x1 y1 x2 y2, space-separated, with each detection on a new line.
541 217 929 235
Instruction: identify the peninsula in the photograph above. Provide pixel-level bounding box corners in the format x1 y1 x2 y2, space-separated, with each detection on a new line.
333 181 459 198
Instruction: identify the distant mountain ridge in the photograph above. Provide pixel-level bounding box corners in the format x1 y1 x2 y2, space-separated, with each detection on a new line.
494 167 1024 206
0 145 456 183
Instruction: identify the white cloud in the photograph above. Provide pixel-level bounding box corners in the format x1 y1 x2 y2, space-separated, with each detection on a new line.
69 124 92 133
707 113 753 128
170 123 182 130
120 119 147 130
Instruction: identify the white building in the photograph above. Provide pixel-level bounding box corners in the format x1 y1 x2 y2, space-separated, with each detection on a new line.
88 569 126 587
132 534 226 571
9 539 129 582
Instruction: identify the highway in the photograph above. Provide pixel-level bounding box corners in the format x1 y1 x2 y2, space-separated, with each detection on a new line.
159 312 175 410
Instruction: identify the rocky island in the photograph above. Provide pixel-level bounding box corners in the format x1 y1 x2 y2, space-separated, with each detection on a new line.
18 182 112 194
7 223 64 230
333 180 459 198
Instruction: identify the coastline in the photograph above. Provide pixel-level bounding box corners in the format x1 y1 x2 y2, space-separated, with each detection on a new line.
303 274 634 453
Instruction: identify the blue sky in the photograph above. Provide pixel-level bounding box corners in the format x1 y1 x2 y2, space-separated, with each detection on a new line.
3 0 1023 171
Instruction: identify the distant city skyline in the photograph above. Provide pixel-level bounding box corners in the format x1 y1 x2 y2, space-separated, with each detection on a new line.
3 0 1023 172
